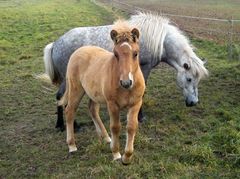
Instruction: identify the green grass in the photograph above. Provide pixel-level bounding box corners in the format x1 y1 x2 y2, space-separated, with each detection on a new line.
0 0 240 178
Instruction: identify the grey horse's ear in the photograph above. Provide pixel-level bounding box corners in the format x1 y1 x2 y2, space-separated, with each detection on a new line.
131 28 140 42
110 30 118 43
202 58 208 65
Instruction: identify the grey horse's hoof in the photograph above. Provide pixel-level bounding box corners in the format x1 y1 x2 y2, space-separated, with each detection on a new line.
65 151 77 159
74 121 81 132
138 116 146 123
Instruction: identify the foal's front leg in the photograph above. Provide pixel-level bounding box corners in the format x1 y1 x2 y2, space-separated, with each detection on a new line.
107 102 121 160
122 100 142 165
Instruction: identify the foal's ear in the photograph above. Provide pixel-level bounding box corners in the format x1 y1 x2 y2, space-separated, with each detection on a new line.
110 30 118 43
131 28 140 42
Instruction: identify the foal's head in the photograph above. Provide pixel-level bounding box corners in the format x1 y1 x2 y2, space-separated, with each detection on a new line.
110 21 140 89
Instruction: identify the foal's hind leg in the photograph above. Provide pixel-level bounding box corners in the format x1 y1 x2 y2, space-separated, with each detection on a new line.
65 84 85 153
56 81 80 132
88 100 111 143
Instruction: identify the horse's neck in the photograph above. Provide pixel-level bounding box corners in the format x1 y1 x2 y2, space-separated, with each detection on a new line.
163 25 191 71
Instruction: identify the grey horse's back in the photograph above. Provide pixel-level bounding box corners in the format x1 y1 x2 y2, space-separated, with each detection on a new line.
51 25 113 83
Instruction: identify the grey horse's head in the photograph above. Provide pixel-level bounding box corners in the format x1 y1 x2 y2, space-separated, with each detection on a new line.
162 23 208 107
174 53 208 106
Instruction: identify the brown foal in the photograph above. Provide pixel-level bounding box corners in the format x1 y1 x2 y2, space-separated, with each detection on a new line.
60 20 145 164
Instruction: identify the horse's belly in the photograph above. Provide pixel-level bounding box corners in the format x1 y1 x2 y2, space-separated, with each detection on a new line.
86 91 106 104
81 80 106 104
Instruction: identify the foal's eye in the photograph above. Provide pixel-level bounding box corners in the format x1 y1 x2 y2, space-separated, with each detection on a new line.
187 78 192 82
133 52 138 58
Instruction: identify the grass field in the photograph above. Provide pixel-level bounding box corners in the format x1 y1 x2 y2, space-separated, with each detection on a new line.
0 0 240 178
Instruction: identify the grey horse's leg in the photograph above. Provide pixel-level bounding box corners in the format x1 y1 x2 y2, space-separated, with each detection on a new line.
138 64 152 122
56 81 66 131
55 80 80 132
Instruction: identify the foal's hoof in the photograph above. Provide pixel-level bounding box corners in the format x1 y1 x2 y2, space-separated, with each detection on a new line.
113 152 121 161
104 137 111 144
69 145 77 153
121 159 132 165
121 155 132 165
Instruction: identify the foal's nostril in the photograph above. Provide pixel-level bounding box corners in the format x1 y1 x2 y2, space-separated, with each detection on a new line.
120 80 126 87
120 80 132 89
129 80 132 86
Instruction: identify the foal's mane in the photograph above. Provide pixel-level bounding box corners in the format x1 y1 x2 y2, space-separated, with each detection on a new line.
112 20 135 44
129 12 208 79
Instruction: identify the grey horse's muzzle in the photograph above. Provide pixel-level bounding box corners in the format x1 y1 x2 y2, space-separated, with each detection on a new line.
185 95 198 107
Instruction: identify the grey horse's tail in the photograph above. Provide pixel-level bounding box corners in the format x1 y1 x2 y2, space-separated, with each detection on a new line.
43 43 55 82
37 42 61 85
36 43 54 84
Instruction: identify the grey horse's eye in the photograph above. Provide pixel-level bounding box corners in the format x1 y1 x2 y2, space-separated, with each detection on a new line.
187 78 192 82
183 63 190 70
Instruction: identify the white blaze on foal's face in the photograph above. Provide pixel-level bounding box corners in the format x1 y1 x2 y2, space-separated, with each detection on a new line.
114 41 136 89
120 42 132 50
128 72 134 86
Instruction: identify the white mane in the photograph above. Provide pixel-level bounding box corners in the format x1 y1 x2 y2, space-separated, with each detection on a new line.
129 12 169 59
129 12 208 79
190 53 209 79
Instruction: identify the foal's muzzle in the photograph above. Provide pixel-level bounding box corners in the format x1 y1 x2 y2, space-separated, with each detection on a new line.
120 79 133 89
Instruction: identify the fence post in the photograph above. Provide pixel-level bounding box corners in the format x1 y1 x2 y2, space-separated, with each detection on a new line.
111 0 113 10
228 17 233 60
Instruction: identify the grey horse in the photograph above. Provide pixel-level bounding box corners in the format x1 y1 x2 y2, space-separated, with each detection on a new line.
43 12 208 131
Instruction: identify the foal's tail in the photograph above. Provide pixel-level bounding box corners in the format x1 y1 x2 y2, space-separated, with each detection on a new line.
37 42 60 85
58 82 68 107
